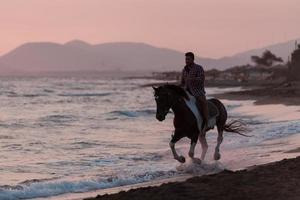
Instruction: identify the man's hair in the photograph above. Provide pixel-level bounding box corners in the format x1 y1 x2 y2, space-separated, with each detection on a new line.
185 52 195 60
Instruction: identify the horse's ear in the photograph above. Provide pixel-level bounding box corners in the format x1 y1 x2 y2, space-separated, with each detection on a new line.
152 86 158 91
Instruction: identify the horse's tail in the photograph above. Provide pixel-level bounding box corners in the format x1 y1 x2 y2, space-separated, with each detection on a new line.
224 120 251 137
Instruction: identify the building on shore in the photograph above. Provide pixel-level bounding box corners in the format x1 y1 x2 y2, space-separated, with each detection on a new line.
288 43 300 81
152 71 181 80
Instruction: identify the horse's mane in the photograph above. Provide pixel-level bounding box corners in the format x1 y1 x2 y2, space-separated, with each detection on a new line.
162 84 189 100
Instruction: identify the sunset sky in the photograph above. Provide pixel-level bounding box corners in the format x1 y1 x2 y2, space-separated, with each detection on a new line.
0 0 299 58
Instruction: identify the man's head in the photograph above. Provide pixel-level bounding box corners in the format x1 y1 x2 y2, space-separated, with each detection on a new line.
185 52 195 66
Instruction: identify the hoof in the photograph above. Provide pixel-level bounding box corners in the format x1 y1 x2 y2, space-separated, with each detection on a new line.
178 156 186 163
188 152 194 158
192 158 202 164
214 153 221 160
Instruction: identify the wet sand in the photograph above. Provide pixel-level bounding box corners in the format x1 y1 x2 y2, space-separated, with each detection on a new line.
285 147 300 153
86 156 300 200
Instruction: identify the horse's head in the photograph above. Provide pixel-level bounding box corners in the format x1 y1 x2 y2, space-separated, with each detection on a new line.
153 85 174 121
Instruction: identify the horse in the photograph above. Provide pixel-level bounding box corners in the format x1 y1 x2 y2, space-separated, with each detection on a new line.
153 84 248 163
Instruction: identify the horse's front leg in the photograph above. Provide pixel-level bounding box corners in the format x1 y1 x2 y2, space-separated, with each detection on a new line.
188 137 198 158
188 137 202 164
169 134 185 163
199 132 208 160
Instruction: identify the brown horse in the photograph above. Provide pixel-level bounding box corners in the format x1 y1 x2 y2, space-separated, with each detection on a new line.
153 84 247 163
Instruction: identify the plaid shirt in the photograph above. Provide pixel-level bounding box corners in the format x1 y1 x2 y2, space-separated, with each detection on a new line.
181 63 205 97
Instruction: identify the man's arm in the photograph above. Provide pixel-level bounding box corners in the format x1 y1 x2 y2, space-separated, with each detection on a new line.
179 69 185 87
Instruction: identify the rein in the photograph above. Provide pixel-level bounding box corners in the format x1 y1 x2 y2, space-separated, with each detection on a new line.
167 89 184 110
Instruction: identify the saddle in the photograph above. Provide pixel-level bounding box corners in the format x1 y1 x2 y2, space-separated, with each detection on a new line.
183 91 219 132
208 100 219 118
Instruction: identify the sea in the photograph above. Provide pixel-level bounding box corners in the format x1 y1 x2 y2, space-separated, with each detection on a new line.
0 77 299 200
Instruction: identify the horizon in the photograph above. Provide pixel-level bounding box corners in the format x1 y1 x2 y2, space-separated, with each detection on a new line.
1 0 299 58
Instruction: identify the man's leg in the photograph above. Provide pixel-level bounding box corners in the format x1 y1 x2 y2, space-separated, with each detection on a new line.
196 95 209 132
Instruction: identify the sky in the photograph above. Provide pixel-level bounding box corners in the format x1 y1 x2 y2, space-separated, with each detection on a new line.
0 0 299 58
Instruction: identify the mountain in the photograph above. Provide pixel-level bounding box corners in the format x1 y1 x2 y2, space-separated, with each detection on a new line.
215 39 299 67
0 38 298 76
0 40 216 75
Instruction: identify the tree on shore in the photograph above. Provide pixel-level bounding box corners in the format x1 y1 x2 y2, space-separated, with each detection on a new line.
251 50 283 67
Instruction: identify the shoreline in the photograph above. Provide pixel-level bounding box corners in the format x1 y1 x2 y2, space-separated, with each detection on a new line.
141 79 300 106
86 156 300 200
83 133 300 200
35 176 192 200
212 82 300 106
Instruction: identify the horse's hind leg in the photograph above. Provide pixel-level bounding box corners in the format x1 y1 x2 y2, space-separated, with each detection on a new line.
199 133 208 160
214 126 223 160
210 98 227 161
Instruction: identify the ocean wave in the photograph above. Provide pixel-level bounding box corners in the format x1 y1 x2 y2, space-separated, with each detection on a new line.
37 115 77 126
6 93 48 98
108 109 156 118
19 177 61 186
1 91 17 96
226 103 242 110
223 119 300 149
0 170 177 200
0 135 14 139
61 141 101 150
118 152 164 162
0 122 29 129
176 160 225 175
58 92 113 97
43 89 55 93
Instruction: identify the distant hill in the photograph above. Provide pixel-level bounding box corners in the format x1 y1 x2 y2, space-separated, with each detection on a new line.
0 38 298 76
214 39 299 68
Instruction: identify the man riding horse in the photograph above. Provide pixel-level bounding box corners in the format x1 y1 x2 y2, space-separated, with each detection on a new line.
180 52 209 133
153 52 248 163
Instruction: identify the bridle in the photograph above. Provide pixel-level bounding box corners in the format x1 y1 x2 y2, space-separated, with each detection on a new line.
163 87 183 111
154 86 186 120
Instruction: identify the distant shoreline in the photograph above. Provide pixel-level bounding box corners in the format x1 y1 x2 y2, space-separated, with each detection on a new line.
212 81 300 106
141 74 300 106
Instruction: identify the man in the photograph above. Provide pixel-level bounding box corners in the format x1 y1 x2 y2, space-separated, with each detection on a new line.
180 52 209 132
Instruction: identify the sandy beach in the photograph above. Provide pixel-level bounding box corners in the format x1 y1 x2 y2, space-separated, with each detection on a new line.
86 156 300 200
